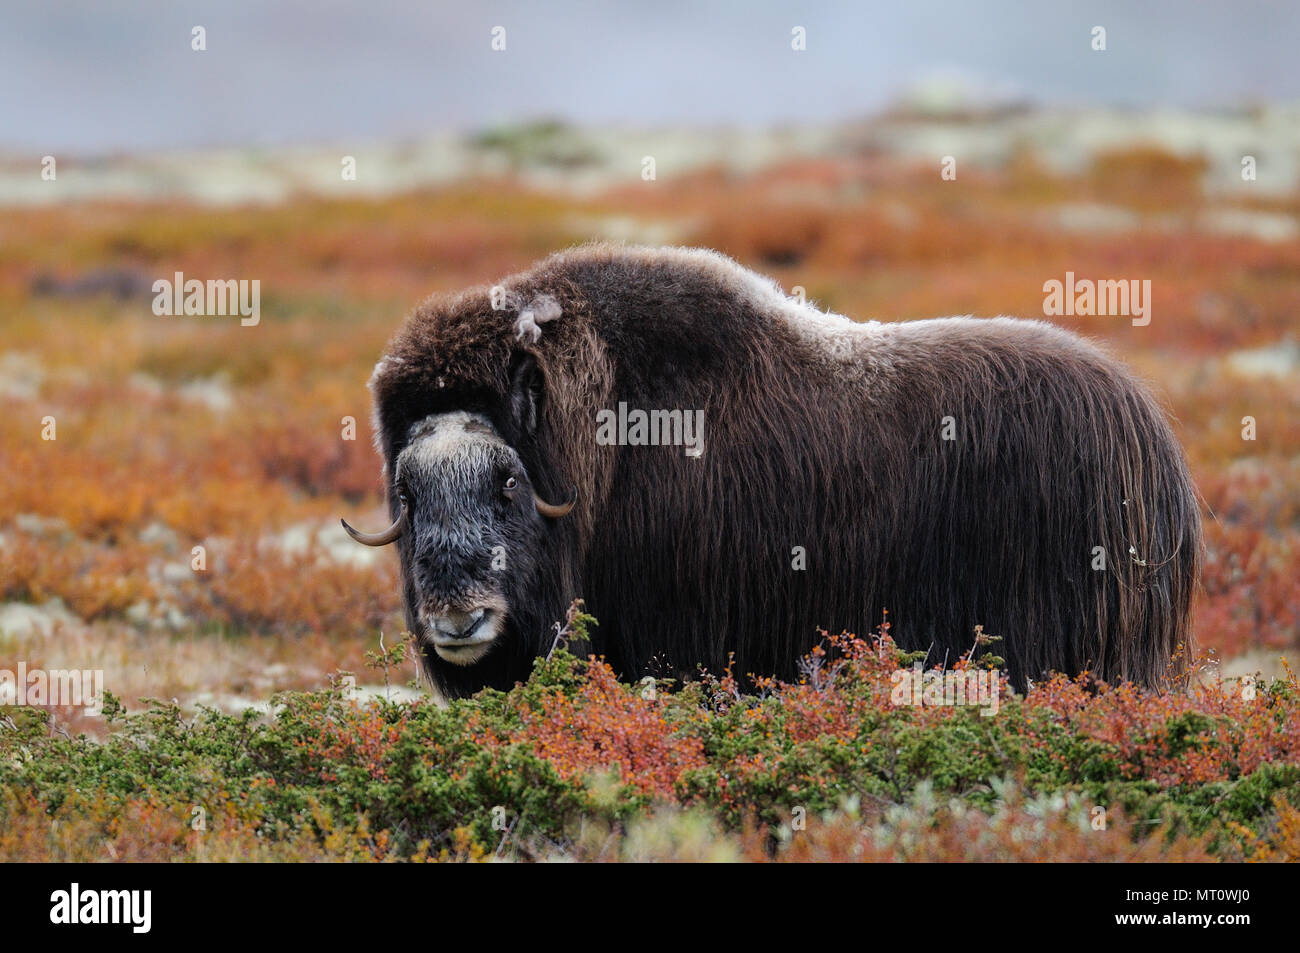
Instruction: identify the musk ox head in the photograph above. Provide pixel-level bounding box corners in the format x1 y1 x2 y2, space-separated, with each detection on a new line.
343 408 574 666
342 275 603 700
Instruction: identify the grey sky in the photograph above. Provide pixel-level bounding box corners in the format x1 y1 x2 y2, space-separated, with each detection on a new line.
2 0 1296 154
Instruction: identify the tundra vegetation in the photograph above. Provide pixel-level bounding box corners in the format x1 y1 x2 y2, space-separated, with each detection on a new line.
0 146 1297 860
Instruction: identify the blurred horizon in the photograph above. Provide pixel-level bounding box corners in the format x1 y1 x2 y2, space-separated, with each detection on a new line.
3 0 1300 155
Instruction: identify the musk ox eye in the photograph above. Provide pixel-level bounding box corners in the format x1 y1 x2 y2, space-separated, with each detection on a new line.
503 476 519 493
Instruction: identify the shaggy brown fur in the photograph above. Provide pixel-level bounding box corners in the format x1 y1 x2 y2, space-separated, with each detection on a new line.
370 244 1200 695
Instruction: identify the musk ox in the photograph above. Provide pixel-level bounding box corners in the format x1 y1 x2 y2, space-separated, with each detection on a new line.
344 244 1200 700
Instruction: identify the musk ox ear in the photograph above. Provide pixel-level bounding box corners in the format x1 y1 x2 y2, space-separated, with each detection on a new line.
508 351 544 437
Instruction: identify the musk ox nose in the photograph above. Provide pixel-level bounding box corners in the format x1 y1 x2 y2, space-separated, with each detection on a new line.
432 607 489 640
426 606 501 667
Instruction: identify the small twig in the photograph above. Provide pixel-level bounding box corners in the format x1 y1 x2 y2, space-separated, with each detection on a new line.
495 810 526 860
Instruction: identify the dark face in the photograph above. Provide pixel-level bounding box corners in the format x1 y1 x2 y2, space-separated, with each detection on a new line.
347 345 578 698
392 410 549 671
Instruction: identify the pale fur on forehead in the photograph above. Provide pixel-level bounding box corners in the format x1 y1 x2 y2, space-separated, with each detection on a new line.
394 412 509 499
404 410 504 452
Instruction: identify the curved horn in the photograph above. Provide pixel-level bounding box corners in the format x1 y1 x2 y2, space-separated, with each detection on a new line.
534 486 578 519
340 502 408 546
